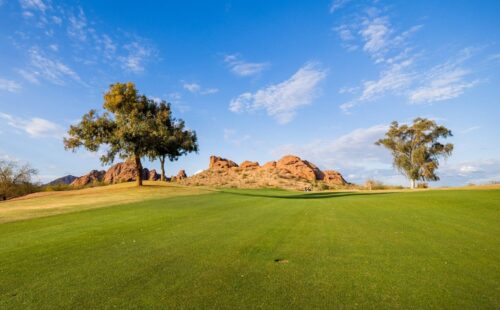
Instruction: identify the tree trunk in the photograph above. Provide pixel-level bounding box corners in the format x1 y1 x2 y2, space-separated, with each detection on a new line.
410 179 416 189
134 155 143 186
160 156 166 182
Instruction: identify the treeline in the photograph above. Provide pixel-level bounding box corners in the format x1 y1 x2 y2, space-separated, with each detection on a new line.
0 160 38 200
64 82 198 186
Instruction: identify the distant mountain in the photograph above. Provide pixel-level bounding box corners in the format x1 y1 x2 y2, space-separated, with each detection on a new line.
46 175 78 186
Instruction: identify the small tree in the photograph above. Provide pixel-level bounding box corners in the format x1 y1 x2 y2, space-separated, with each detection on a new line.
376 118 453 189
149 102 198 181
0 160 38 200
64 82 157 186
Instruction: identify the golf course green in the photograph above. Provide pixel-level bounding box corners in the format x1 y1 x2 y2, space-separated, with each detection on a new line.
0 184 499 309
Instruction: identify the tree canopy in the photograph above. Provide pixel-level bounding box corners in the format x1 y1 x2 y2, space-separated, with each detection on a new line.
64 82 197 186
375 118 453 189
148 102 198 181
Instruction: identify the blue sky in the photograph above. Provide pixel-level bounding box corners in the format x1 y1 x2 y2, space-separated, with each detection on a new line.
0 0 499 186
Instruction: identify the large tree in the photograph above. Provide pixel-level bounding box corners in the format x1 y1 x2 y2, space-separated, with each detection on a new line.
64 82 157 186
376 118 453 189
149 102 198 181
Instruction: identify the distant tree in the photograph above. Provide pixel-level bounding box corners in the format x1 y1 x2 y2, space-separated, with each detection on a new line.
64 82 157 186
375 118 453 189
0 160 38 200
149 102 198 181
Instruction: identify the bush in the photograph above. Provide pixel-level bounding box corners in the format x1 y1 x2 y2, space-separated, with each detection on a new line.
0 160 39 200
364 179 404 190
416 182 428 189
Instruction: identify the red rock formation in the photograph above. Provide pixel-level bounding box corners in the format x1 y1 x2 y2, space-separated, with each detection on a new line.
240 161 259 169
71 170 105 187
179 154 348 190
209 156 238 170
72 161 160 187
276 155 324 181
261 161 277 169
322 170 347 186
176 169 187 179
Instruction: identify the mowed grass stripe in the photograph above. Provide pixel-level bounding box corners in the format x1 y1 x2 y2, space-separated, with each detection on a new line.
0 189 499 309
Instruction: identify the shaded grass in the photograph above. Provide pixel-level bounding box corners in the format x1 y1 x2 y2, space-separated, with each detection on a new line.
0 188 499 308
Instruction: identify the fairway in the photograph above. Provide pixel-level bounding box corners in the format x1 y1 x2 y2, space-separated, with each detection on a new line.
0 186 499 309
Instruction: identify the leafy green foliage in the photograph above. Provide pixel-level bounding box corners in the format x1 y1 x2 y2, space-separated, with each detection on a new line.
64 82 184 186
148 102 198 181
376 118 453 188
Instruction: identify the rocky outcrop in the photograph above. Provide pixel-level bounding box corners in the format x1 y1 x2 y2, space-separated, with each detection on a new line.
323 170 347 186
209 156 238 170
176 169 187 180
71 170 105 187
149 169 160 181
240 161 259 169
179 155 348 190
72 161 160 187
275 155 324 181
46 175 77 186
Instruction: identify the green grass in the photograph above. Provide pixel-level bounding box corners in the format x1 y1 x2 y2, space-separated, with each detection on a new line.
0 186 499 309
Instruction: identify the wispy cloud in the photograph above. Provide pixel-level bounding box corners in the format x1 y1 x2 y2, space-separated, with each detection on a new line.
0 78 22 92
460 126 480 134
67 7 88 42
334 5 479 112
330 0 352 13
230 62 327 124
409 51 479 104
21 48 81 85
224 54 269 77
0 112 64 138
340 57 415 112
19 0 48 13
183 82 219 95
119 41 154 74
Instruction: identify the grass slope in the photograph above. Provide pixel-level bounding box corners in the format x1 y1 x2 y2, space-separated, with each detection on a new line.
0 186 499 308
0 181 209 223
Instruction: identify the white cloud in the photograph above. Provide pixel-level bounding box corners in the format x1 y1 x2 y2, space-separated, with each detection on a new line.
119 41 153 73
67 7 88 41
409 65 478 104
330 0 352 13
360 17 391 57
23 48 81 85
229 62 326 124
17 69 40 84
183 82 201 93
271 124 400 184
340 57 415 111
273 124 389 169
441 159 500 185
0 112 64 138
183 82 219 95
359 58 414 101
48 44 58 52
460 126 480 134
19 0 47 12
224 54 269 77
0 78 22 92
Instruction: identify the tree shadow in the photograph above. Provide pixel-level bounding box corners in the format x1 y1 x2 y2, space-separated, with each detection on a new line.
219 190 391 200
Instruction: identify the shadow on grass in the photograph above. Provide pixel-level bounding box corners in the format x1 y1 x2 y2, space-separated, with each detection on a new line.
219 190 391 200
